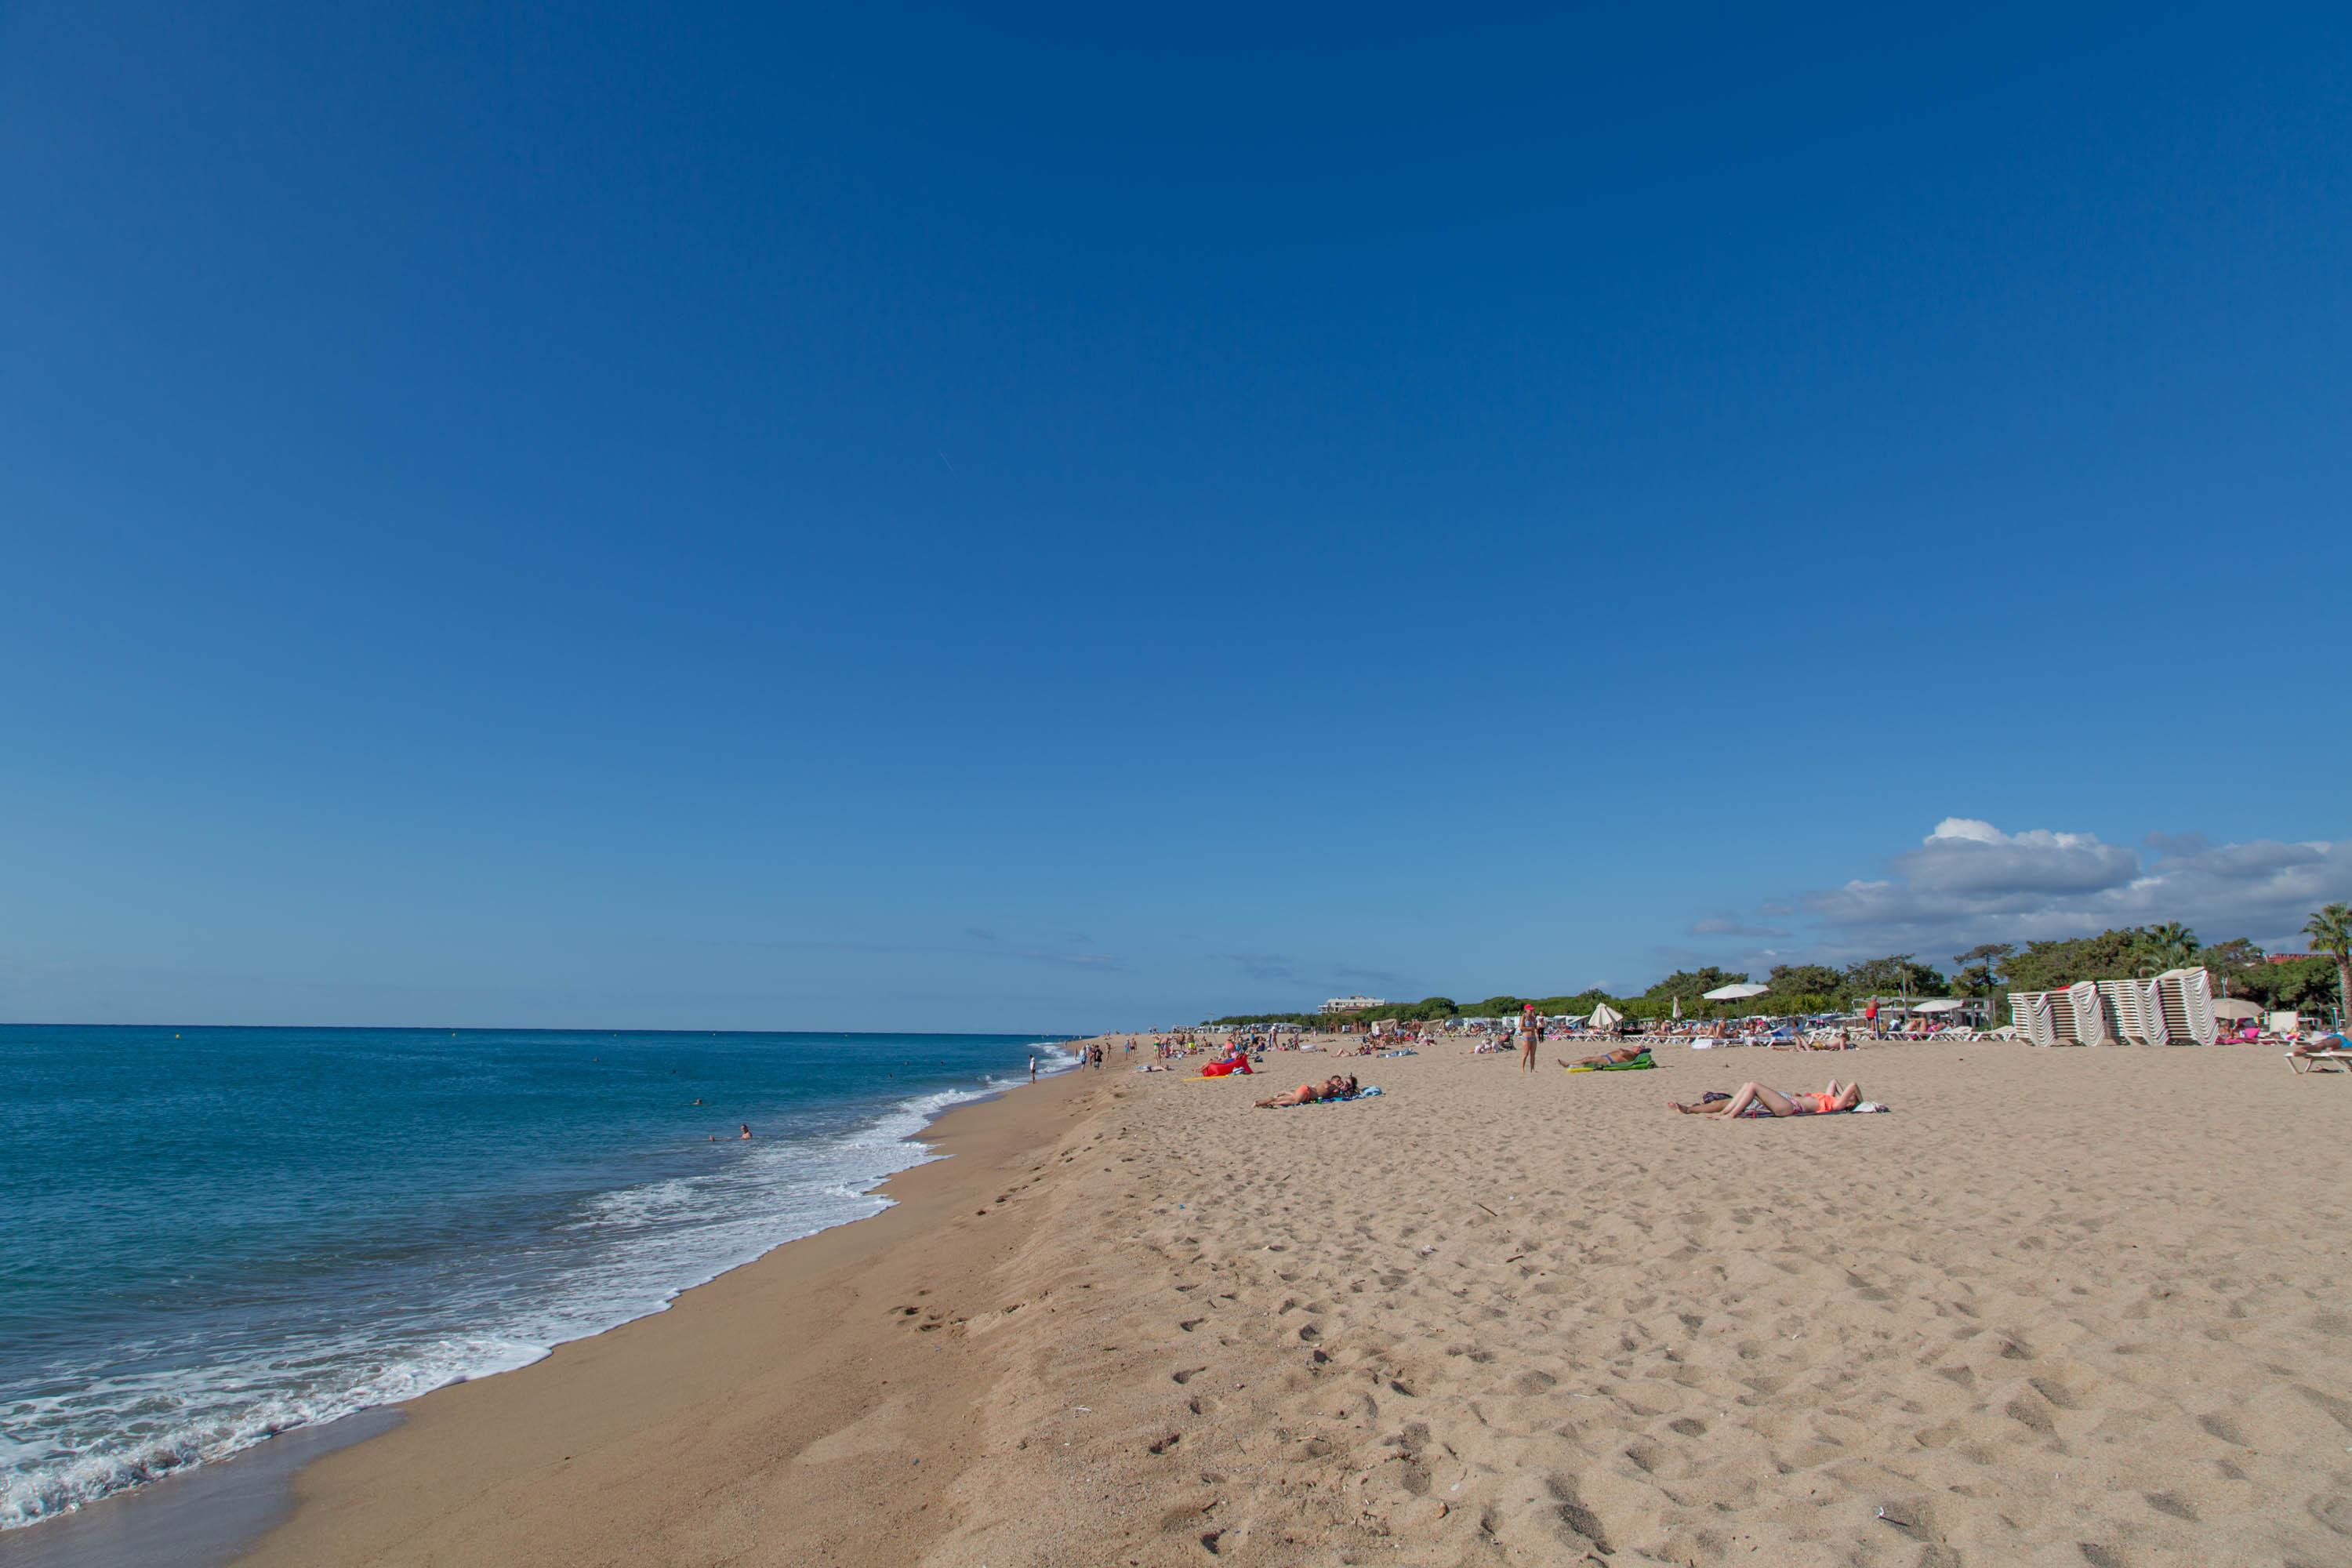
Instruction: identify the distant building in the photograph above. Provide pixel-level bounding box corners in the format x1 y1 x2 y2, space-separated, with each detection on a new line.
2267 953 2318 964
1319 994 1386 1015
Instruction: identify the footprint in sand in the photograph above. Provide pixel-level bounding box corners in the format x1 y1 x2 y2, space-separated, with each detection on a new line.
2197 1413 2252 1447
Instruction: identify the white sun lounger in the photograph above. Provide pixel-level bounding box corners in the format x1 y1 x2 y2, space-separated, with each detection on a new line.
2287 1048 2352 1075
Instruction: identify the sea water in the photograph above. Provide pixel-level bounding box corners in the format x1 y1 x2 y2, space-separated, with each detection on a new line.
0 1025 1076 1528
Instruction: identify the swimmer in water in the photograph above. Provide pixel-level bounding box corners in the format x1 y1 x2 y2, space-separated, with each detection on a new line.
739 1124 752 1139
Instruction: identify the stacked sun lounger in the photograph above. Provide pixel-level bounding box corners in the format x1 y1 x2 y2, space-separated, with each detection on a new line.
2063 981 2111 1044
2045 987 2086 1047
2008 990 2059 1046
2152 967 2219 1047
2008 984 2122 1046
2013 969 2220 1047
2096 978 2169 1047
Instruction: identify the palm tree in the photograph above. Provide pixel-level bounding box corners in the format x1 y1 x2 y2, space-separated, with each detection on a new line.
2142 922 2198 975
2304 904 2352 1028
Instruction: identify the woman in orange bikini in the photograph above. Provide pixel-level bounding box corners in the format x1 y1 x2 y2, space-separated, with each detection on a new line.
1255 1074 1356 1109
1668 1080 1861 1119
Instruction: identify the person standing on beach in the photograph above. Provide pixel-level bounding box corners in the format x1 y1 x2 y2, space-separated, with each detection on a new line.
1519 1005 1540 1073
1029 1054 1037 1083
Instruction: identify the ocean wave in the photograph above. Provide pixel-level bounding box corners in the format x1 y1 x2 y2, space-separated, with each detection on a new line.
1 1331 549 1530
1 1040 1078 1530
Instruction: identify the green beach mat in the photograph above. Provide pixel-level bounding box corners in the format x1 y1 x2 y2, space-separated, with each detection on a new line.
1565 1054 1655 1073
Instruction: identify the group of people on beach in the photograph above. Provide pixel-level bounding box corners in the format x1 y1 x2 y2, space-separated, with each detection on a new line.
1108 1014 1892 1122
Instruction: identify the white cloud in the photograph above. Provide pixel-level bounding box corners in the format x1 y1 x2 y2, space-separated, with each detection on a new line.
1762 819 2349 957
1900 819 2143 895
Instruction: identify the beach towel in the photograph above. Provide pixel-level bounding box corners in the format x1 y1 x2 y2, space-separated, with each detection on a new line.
1308 1086 1383 1103
1566 1052 1653 1073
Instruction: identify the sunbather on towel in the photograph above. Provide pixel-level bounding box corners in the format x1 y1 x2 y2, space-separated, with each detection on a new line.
1668 1080 1862 1119
1256 1074 1356 1108
1563 1044 1649 1069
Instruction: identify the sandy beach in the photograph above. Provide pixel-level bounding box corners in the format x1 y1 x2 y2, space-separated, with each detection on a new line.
234 1036 2352 1567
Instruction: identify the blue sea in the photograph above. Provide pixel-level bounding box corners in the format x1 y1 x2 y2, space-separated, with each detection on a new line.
0 1025 1076 1530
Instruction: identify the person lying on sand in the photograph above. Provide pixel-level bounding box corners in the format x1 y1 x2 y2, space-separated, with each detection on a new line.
1669 1080 1863 1119
1563 1044 1650 1069
1255 1074 1356 1108
1769 1028 1853 1051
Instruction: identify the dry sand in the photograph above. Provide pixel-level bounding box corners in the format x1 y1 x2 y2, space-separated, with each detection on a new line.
241 1037 2352 1567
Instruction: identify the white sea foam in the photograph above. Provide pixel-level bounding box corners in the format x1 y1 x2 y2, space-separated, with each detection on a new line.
0 1042 1077 1530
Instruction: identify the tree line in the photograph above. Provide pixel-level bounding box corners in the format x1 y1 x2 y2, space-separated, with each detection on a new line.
1208 906 2352 1029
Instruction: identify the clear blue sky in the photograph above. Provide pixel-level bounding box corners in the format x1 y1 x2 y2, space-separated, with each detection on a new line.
5 2 2347 1031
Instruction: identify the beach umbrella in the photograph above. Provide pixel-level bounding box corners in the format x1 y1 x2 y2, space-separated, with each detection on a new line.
1700 980 1767 1022
1910 998 1966 1014
2210 997 2262 1021
1588 1002 1624 1030
1671 996 1682 1019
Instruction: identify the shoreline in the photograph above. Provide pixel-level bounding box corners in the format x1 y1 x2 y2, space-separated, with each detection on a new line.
224 1043 1122 1567
0 1410 402 1568
0 1040 1114 1568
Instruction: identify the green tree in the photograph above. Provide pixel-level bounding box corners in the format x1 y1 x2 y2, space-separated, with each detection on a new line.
2005 928 2161 991
1530 989 1617 1014
1842 954 1947 997
2303 904 2352 1025
2198 938 2265 997
2142 921 2200 974
1766 964 1843 996
2267 955 2343 1014
1951 942 2016 996
1642 967 1746 1004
